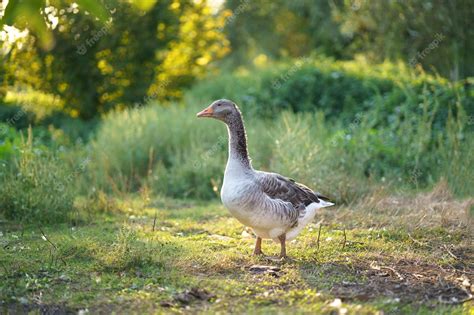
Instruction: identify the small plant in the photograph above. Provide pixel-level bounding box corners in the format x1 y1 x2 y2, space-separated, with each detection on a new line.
0 128 77 224
96 226 153 271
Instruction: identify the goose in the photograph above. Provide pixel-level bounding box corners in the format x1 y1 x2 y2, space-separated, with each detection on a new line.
197 99 334 258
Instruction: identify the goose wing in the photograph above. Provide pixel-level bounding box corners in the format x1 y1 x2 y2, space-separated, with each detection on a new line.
256 171 330 208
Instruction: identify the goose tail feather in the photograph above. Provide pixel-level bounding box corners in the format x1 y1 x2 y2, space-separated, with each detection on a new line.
285 200 333 241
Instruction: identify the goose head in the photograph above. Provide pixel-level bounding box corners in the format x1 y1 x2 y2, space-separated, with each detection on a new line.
196 99 240 123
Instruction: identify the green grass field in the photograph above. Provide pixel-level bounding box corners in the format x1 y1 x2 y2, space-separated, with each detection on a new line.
1 194 472 314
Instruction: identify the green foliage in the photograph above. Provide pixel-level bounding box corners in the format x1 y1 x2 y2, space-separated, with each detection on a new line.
0 91 99 142
0 104 35 130
188 58 473 192
0 121 61 161
1 0 228 119
0 107 94 162
334 0 474 80
0 123 22 160
89 104 228 198
1 0 55 49
96 226 154 272
2 0 121 49
223 0 347 64
222 0 474 79
189 57 473 121
150 0 229 100
0 130 81 223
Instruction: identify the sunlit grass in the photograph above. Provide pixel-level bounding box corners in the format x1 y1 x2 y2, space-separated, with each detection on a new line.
0 197 471 314
4 88 65 119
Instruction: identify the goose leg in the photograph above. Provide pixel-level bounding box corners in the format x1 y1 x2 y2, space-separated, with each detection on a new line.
278 234 287 258
253 237 264 255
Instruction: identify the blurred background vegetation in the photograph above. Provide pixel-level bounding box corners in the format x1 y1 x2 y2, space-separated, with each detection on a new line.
0 0 473 223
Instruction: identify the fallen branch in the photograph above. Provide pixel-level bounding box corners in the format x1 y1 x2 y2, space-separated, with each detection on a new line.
381 266 404 281
370 262 404 281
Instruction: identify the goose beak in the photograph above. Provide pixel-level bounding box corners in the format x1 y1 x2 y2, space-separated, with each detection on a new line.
196 106 214 118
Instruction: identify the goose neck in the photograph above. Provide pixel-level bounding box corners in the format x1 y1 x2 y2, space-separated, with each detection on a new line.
226 114 251 169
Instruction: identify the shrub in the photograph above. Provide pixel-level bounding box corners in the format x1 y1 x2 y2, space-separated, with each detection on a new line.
0 123 23 160
0 129 84 223
187 57 473 124
89 104 228 196
0 104 36 130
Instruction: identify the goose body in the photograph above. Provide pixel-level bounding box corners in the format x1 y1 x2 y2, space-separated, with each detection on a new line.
197 99 334 257
221 169 333 242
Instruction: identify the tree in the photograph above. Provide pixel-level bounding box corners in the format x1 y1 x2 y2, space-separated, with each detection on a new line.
336 0 474 80
221 0 473 79
1 0 228 119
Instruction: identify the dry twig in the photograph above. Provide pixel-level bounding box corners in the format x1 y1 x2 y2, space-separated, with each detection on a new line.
443 245 459 260
152 210 157 232
316 223 323 250
342 228 347 250
38 226 66 266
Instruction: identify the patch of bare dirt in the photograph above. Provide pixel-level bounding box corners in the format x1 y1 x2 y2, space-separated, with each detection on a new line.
331 258 473 306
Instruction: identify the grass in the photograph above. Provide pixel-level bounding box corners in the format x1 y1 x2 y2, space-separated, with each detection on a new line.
1 194 472 314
